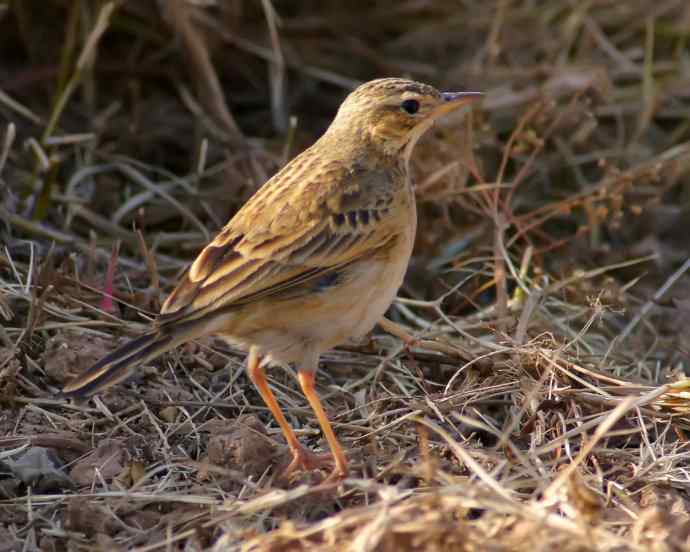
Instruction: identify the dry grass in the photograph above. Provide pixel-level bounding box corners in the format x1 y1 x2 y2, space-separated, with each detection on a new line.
2 1 690 550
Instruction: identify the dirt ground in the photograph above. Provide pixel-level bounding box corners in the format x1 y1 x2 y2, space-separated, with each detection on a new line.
2 1 690 550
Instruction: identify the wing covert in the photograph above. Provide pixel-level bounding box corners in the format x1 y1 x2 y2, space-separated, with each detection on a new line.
159 153 403 324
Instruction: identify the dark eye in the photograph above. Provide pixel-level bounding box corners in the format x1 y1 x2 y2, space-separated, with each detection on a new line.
401 99 419 115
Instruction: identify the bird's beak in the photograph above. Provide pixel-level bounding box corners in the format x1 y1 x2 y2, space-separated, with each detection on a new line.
406 90 482 161
432 91 483 118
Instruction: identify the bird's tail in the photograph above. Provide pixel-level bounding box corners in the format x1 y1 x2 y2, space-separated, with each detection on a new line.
62 317 210 397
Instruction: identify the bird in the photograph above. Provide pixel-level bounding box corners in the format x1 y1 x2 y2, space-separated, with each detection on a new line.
63 78 482 482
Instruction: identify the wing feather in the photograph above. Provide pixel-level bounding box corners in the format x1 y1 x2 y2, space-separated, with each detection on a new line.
159 148 404 325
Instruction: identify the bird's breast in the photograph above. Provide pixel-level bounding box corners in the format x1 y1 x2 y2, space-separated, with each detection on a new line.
215 179 417 365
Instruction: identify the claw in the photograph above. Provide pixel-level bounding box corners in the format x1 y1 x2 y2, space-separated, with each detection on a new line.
285 445 333 474
282 444 347 483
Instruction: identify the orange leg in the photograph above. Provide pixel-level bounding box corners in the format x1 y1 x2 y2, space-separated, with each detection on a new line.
246 347 332 477
298 370 348 480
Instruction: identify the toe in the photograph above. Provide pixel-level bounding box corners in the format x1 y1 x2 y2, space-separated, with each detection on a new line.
282 445 334 478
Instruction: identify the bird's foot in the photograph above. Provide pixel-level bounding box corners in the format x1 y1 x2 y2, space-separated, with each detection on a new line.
281 444 347 483
284 444 333 475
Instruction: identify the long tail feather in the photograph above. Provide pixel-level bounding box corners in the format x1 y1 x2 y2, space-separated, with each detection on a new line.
62 330 176 397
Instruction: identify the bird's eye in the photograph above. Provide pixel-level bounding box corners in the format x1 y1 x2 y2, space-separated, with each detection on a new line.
401 99 420 115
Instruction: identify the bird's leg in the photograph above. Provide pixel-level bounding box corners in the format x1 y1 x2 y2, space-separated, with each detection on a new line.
246 347 332 477
297 370 348 481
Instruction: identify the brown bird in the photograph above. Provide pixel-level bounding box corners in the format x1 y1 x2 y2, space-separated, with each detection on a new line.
63 78 481 482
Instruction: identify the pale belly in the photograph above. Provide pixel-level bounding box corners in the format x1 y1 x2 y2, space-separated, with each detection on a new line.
219 218 416 367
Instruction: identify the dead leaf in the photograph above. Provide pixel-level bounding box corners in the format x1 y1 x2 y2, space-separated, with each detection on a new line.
70 440 129 486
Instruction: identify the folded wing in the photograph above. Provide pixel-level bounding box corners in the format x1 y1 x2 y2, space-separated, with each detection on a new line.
159 153 402 326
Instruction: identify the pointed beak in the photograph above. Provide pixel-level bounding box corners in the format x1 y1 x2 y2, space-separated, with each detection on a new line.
432 91 483 117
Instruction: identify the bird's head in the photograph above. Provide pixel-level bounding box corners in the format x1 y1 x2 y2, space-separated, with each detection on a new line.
327 78 482 161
